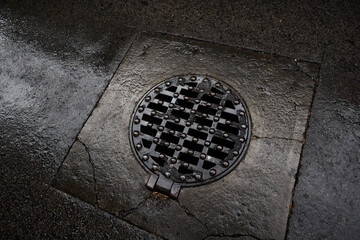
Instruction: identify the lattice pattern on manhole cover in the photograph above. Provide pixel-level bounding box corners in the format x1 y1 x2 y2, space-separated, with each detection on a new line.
130 75 251 198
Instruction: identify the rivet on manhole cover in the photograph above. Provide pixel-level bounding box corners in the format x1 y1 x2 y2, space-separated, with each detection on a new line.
130 75 251 199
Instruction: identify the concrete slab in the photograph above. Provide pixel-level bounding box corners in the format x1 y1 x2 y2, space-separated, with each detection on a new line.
53 32 318 239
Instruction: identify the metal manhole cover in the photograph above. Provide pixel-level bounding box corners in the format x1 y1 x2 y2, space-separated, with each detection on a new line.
130 75 251 198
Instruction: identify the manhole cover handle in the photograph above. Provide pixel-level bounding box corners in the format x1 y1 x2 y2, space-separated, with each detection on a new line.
146 174 181 199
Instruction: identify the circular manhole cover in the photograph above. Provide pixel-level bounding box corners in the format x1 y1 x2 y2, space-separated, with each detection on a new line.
130 75 251 193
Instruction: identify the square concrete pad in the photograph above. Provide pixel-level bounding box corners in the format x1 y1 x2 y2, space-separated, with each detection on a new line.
53 32 318 239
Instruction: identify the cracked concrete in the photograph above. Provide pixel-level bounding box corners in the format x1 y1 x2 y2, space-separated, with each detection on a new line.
119 193 152 218
124 194 208 239
206 235 260 240
53 140 97 206
294 60 320 80
79 139 100 207
251 135 302 143
177 200 210 234
52 32 317 239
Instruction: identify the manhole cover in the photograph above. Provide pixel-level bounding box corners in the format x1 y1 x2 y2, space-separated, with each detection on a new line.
130 75 251 198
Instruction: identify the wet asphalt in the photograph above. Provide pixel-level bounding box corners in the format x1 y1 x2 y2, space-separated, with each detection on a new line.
1 1 359 239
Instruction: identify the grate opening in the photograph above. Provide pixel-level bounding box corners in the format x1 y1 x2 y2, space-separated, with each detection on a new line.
140 125 157 137
148 102 168 113
220 112 239 122
142 139 152 148
183 140 204 152
211 136 235 149
130 75 251 186
197 105 217 115
155 93 172 102
160 132 180 144
202 161 216 169
166 86 177 92
207 148 228 160
188 128 208 140
210 87 224 94
151 156 165 166
217 123 239 135
194 117 212 127
224 100 235 109
165 122 185 132
178 152 199 165
171 109 190 119
142 114 162 125
201 94 221 104
155 144 175 157
176 99 194 109
180 89 199 98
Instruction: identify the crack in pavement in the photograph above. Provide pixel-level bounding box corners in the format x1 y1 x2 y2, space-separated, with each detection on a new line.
285 50 324 239
251 134 302 143
205 233 263 240
77 139 100 208
176 200 209 236
118 193 152 218
294 59 318 80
